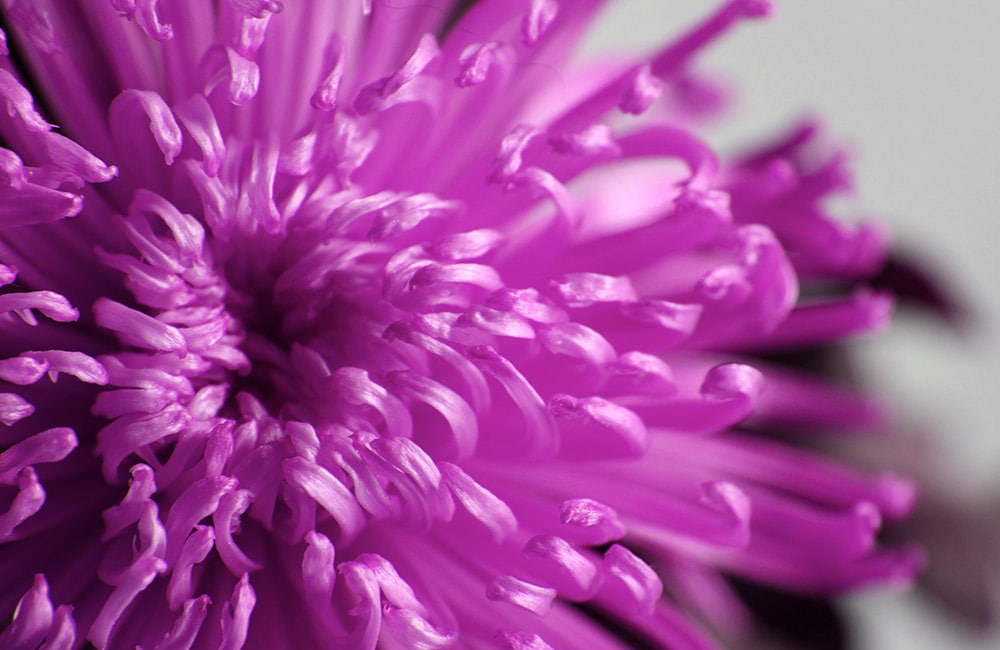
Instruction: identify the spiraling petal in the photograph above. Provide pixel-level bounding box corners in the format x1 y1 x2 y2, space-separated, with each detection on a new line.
135 0 173 40
154 595 210 650
559 498 626 545
93 297 187 355
0 427 77 484
310 34 345 110
440 462 516 543
173 94 225 176
455 41 508 88
0 468 45 540
24 350 108 385
110 90 183 165
302 531 336 612
164 476 236 565
386 371 478 459
88 555 167 649
283 456 366 543
166 527 215 610
522 0 559 45
0 291 78 324
498 631 555 650
601 544 664 617
0 574 52 650
354 33 440 115
329 367 413 439
200 46 260 105
214 490 263 576
0 392 33 426
0 68 50 132
549 395 648 460
229 0 284 19
42 133 118 182
486 575 557 615
96 405 190 481
468 345 558 459
522 535 601 600
38 605 75 650
633 363 764 434
219 574 256 650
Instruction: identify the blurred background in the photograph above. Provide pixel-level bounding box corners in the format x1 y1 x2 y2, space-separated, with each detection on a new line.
587 2 1000 648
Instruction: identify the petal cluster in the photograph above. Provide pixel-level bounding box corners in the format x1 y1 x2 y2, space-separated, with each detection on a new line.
0 1 919 649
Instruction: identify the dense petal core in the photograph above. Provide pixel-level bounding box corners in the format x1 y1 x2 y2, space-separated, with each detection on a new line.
0 1 918 649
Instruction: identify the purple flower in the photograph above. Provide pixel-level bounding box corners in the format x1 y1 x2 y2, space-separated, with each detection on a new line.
0 1 923 648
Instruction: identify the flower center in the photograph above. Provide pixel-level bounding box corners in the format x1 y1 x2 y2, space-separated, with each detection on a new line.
212 227 402 432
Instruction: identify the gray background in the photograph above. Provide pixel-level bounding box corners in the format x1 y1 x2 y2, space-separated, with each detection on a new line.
587 2 1000 648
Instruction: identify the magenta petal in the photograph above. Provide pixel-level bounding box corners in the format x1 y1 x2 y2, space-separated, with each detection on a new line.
89 555 167 649
165 526 214 611
93 298 187 356
487 575 557 616
153 595 209 650
218 574 256 650
0 69 51 132
600 544 664 617
38 605 76 650
0 355 48 386
549 395 648 460
440 462 517 543
0 468 45 540
302 531 336 613
498 630 555 650
0 575 53 650
559 498 626 546
0 428 77 483
282 457 365 543
522 535 601 600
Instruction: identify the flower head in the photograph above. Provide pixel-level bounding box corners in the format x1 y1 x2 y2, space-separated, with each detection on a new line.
1 1 921 648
